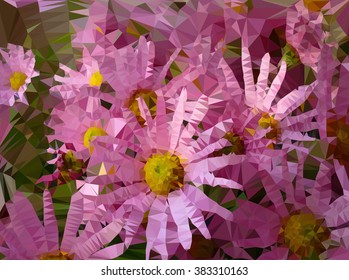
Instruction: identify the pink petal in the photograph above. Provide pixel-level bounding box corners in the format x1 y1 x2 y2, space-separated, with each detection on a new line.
43 189 59 252
168 191 192 250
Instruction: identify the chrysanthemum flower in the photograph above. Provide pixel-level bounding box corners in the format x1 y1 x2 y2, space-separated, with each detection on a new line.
286 0 328 72
0 44 38 106
256 159 349 260
46 90 127 155
0 189 126 259
83 88 244 259
241 45 318 146
55 47 105 90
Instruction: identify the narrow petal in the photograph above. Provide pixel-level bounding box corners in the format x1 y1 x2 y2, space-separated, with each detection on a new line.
90 243 126 260
168 191 192 250
74 219 124 259
43 189 59 252
170 88 187 152
256 52 271 100
146 197 169 259
262 60 287 111
61 192 84 252
183 185 233 221
274 83 315 120
6 192 45 255
241 46 256 107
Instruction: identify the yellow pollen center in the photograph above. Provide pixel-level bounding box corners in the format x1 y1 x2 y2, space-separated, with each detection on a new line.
303 0 328 12
281 213 330 259
40 251 73 260
230 0 253 15
127 89 157 127
143 153 184 195
10 71 27 91
214 131 245 156
258 113 279 140
83 127 107 153
60 150 85 181
89 71 103 87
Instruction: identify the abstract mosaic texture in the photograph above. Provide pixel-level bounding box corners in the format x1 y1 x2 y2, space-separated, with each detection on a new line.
0 0 349 260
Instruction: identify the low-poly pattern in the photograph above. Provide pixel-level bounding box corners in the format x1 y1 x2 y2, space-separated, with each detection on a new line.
1 0 349 260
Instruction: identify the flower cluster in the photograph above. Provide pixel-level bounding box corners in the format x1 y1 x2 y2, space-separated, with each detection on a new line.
1 0 349 260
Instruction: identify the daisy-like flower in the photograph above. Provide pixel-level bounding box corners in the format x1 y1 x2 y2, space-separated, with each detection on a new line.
84 87 246 259
54 47 105 91
258 198 349 260
0 44 38 106
97 35 215 129
254 156 349 260
43 84 133 187
286 0 328 72
241 44 318 146
46 91 127 157
0 188 126 260
52 47 120 107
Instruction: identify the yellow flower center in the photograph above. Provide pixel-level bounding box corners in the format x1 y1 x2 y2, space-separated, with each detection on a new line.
59 150 85 182
89 71 103 87
127 89 157 127
9 71 27 91
303 0 328 12
281 213 330 259
40 251 73 260
213 131 245 156
258 113 279 140
229 0 253 15
143 153 185 195
83 127 107 153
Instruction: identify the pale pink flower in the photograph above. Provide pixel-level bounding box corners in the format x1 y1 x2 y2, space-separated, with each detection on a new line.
286 0 327 72
83 87 245 259
0 44 38 106
0 189 125 259
241 45 319 144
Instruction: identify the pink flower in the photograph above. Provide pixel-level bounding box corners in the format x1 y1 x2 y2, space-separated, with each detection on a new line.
54 47 105 90
100 36 176 102
46 92 125 157
83 87 246 259
241 45 319 145
286 1 327 72
0 44 38 106
255 159 349 260
0 189 126 259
